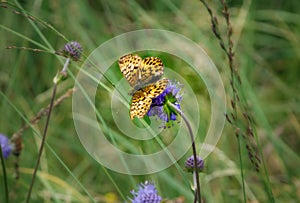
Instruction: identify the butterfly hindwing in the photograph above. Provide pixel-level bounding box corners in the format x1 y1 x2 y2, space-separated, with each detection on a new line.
130 90 153 120
139 78 169 99
130 78 169 119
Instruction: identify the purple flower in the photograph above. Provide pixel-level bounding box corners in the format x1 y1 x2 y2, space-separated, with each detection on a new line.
0 133 12 159
130 181 162 203
185 155 204 173
62 41 82 61
147 80 183 126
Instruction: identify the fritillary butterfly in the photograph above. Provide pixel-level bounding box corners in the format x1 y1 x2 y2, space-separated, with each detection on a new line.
118 54 168 119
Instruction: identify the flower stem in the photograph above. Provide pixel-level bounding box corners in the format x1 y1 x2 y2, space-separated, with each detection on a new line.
0 146 9 203
25 57 70 202
25 83 57 203
167 101 201 203
61 57 70 73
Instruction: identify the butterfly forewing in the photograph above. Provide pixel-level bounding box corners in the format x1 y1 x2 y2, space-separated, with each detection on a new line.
139 57 164 86
130 78 169 119
118 54 142 87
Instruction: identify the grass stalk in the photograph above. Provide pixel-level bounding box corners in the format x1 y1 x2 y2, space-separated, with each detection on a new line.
0 146 9 203
25 83 57 203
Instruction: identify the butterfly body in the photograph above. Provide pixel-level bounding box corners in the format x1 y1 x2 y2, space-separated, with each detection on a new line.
118 54 168 119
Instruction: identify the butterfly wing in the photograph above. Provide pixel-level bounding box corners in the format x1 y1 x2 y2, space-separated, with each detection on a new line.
130 78 169 119
118 54 168 119
139 56 164 86
118 54 142 87
130 90 153 120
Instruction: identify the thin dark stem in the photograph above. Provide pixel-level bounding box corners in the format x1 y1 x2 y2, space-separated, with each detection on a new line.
0 146 9 203
194 189 198 203
167 101 201 203
236 132 246 203
25 83 57 203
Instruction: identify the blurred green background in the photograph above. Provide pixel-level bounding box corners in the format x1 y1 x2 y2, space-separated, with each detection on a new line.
0 0 300 202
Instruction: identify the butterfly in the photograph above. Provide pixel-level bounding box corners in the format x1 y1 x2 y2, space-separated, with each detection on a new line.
118 54 169 120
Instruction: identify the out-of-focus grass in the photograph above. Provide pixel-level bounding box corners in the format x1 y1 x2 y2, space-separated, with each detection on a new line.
0 0 300 202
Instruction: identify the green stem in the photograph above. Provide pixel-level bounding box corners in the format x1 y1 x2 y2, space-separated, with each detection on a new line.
167 101 201 203
26 57 70 202
236 134 246 203
25 83 57 203
0 145 9 203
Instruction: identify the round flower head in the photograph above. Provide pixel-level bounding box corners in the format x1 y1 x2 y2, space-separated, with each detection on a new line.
62 41 82 61
185 155 204 173
147 80 183 127
130 181 162 203
0 133 12 159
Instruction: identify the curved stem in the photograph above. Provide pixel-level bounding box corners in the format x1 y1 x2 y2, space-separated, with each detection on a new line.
0 146 9 203
26 57 71 202
25 83 57 203
167 101 201 203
